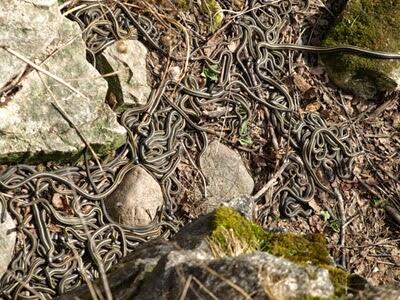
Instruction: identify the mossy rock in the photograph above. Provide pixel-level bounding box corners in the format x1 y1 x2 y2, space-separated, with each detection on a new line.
209 207 350 297
321 0 400 99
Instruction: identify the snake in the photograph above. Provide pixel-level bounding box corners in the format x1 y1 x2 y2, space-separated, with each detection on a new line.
1 0 399 298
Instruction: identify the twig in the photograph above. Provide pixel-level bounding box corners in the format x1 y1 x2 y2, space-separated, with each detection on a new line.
333 186 346 268
0 46 89 100
68 248 102 300
38 73 103 171
190 276 219 300
69 177 113 300
203 265 253 300
367 92 398 121
178 275 193 300
251 159 290 201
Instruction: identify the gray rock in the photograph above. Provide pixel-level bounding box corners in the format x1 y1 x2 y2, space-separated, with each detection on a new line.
55 207 398 300
55 239 177 300
354 285 400 300
0 0 126 163
173 213 214 251
95 40 151 110
104 166 164 226
223 195 255 221
0 210 16 279
135 251 334 300
200 140 254 212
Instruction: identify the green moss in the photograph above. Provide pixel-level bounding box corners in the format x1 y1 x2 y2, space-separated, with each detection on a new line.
321 0 400 98
209 209 350 298
261 233 349 297
210 207 269 252
201 0 224 33
323 265 349 296
261 233 332 266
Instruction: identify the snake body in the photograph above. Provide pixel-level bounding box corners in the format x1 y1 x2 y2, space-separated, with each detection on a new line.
1 0 399 298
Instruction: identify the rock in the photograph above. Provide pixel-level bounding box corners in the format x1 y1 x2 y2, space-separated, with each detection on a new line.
0 210 16 279
95 40 151 110
0 0 126 163
55 239 176 300
57 208 338 300
136 251 334 300
321 0 400 99
200 140 254 212
223 195 255 221
353 285 400 300
104 166 164 226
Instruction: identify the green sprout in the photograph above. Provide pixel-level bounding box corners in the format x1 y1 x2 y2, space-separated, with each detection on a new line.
201 64 219 82
239 120 253 146
321 210 331 222
321 210 340 232
371 196 381 207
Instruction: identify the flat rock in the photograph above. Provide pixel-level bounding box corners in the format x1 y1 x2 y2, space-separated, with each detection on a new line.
0 210 16 279
0 0 126 163
104 166 164 226
95 40 151 110
135 250 334 300
200 140 254 211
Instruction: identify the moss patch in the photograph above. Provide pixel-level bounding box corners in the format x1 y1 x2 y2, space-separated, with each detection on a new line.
209 208 349 297
321 0 400 98
261 233 332 266
261 233 348 296
201 0 224 33
210 207 268 253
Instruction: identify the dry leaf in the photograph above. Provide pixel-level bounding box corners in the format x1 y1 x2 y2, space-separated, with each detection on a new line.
52 193 64 210
293 74 311 93
305 101 321 112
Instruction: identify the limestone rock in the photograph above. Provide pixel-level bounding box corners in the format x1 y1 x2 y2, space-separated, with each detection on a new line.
223 195 255 221
56 208 335 300
55 239 175 300
321 0 400 99
0 0 126 163
200 140 254 211
0 210 16 279
136 251 334 300
104 166 164 226
353 285 400 300
95 40 151 110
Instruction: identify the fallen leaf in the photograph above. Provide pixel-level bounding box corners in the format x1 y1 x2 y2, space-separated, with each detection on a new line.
52 193 64 210
293 74 312 93
304 101 321 112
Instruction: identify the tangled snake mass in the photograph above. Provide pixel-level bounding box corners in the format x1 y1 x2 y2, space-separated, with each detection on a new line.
1 0 399 298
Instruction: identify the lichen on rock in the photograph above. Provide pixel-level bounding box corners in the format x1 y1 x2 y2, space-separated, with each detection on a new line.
321 0 400 99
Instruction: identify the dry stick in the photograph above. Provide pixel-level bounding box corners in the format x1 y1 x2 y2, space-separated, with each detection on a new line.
203 265 253 300
5 271 46 300
251 159 290 201
367 92 398 121
69 246 102 300
68 174 114 300
0 46 88 100
190 276 220 300
178 275 193 300
37 73 103 171
333 187 346 268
